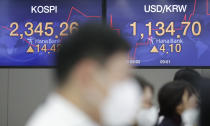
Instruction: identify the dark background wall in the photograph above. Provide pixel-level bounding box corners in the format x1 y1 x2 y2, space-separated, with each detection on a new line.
0 69 209 126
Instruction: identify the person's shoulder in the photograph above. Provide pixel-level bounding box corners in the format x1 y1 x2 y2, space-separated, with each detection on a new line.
25 94 75 126
25 100 65 126
158 118 177 126
25 93 99 126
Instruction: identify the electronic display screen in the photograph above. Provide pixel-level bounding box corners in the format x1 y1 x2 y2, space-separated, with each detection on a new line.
107 0 210 67
0 0 101 67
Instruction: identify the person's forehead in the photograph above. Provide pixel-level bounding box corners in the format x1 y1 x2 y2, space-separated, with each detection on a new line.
182 90 190 101
105 52 128 67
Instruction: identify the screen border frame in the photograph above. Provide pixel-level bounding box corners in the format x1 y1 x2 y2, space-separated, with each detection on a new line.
105 0 210 69
0 0 105 68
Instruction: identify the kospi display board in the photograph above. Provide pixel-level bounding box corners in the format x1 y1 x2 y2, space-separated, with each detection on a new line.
0 0 101 67
107 0 210 67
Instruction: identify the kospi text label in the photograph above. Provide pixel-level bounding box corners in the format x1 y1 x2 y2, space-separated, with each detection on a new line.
31 6 58 14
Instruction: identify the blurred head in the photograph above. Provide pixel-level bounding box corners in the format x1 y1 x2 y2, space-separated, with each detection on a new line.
56 23 130 105
55 24 133 123
135 76 154 108
174 69 201 89
174 69 200 109
158 81 196 118
134 77 158 126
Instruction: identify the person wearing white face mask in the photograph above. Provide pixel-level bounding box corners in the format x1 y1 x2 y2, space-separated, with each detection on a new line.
25 24 142 126
156 81 197 126
101 78 142 126
134 76 158 126
182 108 199 126
181 94 199 126
173 69 200 126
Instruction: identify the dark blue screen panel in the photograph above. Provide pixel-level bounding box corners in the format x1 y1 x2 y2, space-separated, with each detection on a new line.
107 0 210 67
0 0 101 67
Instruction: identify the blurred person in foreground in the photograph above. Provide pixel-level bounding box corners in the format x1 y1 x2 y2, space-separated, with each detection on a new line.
174 69 200 126
25 24 142 126
134 76 158 126
156 81 197 126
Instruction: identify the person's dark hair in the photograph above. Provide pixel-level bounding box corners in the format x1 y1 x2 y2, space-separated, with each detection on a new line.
56 23 130 85
158 81 196 118
174 69 201 89
134 75 154 93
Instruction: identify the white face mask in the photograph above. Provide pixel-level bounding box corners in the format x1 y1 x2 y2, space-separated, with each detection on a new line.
181 108 199 126
100 78 142 126
137 106 158 126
